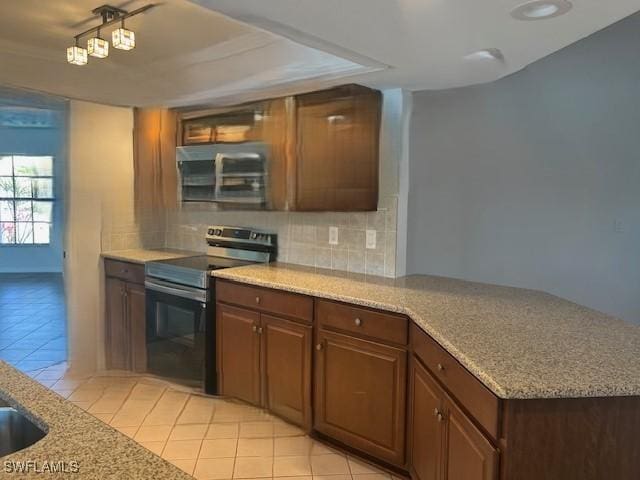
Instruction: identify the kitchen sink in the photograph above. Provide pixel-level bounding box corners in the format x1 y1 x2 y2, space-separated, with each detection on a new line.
0 398 46 457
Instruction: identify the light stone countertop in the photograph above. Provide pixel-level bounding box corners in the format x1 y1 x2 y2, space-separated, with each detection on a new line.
213 262 640 400
101 248 201 265
0 362 191 479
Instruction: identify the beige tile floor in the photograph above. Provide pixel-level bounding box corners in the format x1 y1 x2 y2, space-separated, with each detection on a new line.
28 362 402 480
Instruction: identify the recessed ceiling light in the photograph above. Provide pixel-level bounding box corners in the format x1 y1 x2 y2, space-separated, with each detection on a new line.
511 0 572 21
464 48 504 61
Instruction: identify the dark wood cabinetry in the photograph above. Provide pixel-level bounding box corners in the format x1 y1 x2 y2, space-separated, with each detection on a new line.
262 314 312 428
295 85 381 211
314 328 407 466
105 277 128 370
216 280 313 429
216 303 261 405
409 358 444 480
409 356 498 480
176 84 381 212
104 259 147 372
214 279 640 480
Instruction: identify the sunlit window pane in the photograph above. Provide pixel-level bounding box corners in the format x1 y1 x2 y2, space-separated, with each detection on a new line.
33 178 54 198
14 177 33 198
33 222 50 244
16 222 33 243
0 201 14 222
1 222 15 244
13 156 53 176
1 155 54 244
0 177 14 197
33 201 53 222
15 201 32 222
0 157 12 176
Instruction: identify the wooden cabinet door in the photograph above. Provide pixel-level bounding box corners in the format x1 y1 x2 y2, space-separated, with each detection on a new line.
296 88 380 211
105 277 129 370
217 303 261 405
262 315 312 429
314 329 407 466
409 358 445 480
443 396 498 480
127 282 147 373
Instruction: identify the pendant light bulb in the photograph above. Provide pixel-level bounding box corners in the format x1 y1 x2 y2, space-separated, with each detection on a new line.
88 28 109 58
67 39 88 65
112 19 136 50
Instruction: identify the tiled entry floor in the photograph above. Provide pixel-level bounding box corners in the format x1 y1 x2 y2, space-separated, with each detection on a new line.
32 364 400 480
0 273 67 371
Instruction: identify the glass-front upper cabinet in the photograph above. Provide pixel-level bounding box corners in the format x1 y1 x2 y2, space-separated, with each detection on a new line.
180 106 262 146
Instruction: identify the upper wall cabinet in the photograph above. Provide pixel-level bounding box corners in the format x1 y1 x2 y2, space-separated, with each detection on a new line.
174 85 382 212
133 108 178 211
295 85 380 211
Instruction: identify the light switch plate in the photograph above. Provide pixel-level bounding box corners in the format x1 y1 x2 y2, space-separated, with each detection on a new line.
329 226 339 245
366 229 377 249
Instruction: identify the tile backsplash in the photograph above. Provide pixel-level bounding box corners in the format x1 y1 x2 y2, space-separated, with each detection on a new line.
101 195 399 278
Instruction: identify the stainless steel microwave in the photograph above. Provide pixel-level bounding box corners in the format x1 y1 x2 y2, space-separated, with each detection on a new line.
176 142 268 207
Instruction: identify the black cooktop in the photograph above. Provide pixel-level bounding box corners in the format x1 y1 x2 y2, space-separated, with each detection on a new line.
156 255 253 272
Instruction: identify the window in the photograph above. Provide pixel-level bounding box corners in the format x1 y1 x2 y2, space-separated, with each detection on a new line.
0 155 54 245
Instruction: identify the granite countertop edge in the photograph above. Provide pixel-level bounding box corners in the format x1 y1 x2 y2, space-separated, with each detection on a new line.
100 248 201 265
212 264 640 401
0 362 191 479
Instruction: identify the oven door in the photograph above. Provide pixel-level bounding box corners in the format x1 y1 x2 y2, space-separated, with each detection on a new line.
145 279 210 388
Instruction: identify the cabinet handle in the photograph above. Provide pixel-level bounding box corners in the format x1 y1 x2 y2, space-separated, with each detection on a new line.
257 327 263 334
354 317 362 326
252 325 258 333
437 363 445 372
434 408 443 422
316 343 323 351
255 296 261 304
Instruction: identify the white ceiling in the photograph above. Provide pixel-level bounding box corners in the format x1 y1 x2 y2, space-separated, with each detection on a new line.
194 0 640 91
0 0 377 107
1 0 639 107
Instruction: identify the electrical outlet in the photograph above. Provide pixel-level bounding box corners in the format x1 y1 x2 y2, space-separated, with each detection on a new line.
614 219 624 233
366 229 377 249
329 226 339 245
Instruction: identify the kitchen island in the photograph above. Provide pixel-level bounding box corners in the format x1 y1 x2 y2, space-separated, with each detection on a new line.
0 361 191 479
212 262 640 480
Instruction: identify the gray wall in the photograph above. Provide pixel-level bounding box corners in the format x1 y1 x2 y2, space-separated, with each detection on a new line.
408 14 640 324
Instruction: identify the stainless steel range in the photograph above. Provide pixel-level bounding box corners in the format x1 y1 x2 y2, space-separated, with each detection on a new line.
144 226 277 393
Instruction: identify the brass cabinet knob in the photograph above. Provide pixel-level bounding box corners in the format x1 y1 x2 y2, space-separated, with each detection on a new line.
255 296 261 304
316 343 323 351
252 325 258 333
437 412 443 422
354 318 362 326
437 363 444 371
257 327 263 334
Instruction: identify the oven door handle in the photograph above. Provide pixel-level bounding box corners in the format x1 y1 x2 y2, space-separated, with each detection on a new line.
145 279 209 303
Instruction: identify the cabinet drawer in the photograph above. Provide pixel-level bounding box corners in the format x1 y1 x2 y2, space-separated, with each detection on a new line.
316 299 408 345
104 259 145 285
411 323 500 441
216 280 313 323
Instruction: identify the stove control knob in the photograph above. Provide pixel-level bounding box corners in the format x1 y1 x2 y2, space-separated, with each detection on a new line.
251 232 258 240
207 228 214 235
214 228 223 236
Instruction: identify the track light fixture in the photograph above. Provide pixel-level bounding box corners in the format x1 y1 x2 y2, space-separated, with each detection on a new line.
67 4 154 66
